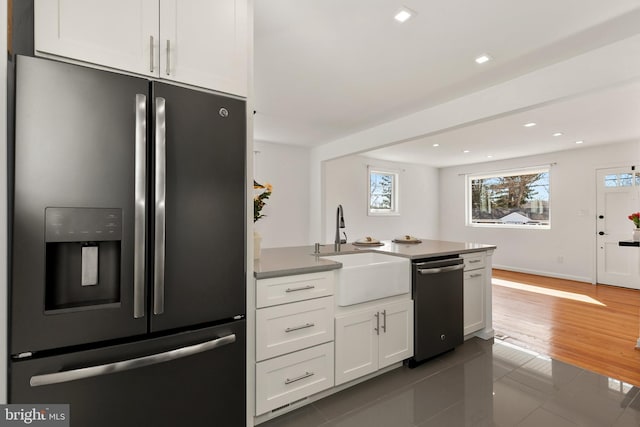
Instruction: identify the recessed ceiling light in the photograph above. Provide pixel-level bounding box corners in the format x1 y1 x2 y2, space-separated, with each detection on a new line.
523 122 537 128
394 7 415 23
575 140 584 144
553 132 563 137
432 143 440 147
487 155 493 158
475 54 491 64
463 150 470 153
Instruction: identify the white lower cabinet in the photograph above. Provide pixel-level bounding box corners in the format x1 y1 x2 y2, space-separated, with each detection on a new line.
335 300 413 386
255 272 335 416
462 253 487 336
255 342 334 415
463 270 485 335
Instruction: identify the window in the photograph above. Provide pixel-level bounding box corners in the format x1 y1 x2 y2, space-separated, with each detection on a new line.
467 167 550 228
604 171 640 187
368 167 399 215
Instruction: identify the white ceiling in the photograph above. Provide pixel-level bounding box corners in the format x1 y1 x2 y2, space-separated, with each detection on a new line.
254 1 640 167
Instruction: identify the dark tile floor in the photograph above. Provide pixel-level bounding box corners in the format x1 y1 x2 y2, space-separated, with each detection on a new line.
258 338 640 427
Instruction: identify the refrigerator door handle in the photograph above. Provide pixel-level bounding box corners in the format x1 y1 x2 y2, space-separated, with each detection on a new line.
154 97 167 316
29 334 236 387
134 94 147 319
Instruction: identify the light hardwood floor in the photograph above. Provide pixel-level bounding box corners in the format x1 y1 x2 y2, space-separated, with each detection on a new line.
492 269 640 387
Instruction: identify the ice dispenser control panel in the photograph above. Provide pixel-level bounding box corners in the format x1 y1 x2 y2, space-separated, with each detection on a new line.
44 208 123 311
45 208 122 242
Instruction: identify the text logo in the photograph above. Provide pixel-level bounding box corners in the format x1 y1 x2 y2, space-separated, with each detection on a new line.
0 405 69 426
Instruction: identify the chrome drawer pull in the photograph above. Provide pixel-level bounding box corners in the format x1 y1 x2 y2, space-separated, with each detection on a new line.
285 371 314 385
469 259 482 263
285 323 315 333
381 310 387 333
374 312 380 335
285 285 315 293
470 273 482 278
149 35 154 72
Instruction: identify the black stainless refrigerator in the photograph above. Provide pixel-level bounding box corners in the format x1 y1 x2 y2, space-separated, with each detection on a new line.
9 56 246 426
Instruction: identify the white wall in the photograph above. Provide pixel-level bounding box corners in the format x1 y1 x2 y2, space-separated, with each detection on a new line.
323 155 439 244
439 140 640 283
253 140 311 248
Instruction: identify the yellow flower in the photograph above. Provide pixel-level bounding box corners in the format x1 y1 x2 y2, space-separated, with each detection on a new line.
254 180 273 222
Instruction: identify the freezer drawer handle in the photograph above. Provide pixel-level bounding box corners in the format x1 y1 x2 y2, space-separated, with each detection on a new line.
285 323 315 333
29 334 236 388
134 94 147 319
285 285 315 293
417 264 464 275
284 371 314 385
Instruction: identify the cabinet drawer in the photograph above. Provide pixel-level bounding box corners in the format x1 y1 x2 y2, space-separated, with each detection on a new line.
462 253 485 271
256 342 334 415
256 271 334 308
256 297 334 361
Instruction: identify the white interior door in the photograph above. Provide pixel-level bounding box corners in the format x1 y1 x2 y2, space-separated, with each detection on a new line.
596 167 640 289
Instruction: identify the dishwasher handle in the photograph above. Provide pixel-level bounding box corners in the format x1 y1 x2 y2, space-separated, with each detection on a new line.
417 264 465 275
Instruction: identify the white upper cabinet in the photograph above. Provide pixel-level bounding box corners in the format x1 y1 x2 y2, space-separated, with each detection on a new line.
160 0 247 96
34 0 247 96
35 0 159 77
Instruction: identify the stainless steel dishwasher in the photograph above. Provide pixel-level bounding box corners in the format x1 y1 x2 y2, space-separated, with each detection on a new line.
409 256 464 366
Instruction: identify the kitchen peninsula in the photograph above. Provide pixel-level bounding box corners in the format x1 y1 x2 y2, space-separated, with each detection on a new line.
252 239 495 424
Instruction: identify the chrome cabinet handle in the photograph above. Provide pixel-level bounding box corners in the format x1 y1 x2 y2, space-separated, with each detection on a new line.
166 39 171 76
469 259 482 264
418 264 465 275
285 323 315 333
374 312 379 335
381 310 387 333
30 334 236 387
149 36 154 72
285 371 314 385
469 273 482 278
133 94 147 319
154 97 167 315
285 285 315 293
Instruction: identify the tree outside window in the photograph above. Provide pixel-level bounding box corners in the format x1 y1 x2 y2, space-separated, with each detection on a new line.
468 168 550 228
369 168 399 215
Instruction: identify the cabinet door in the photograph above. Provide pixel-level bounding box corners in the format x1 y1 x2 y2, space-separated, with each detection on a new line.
160 0 248 96
463 271 485 335
335 310 378 386
378 300 414 369
35 0 159 76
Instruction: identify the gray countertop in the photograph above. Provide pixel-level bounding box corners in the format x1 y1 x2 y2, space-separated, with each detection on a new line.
254 239 496 279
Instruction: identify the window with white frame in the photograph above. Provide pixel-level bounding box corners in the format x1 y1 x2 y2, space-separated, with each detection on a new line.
467 167 550 228
368 167 399 215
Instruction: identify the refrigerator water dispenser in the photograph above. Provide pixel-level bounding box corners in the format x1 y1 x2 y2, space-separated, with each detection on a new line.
45 208 122 312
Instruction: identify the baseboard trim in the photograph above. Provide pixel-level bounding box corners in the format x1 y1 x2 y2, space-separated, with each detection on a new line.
492 265 592 284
